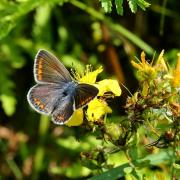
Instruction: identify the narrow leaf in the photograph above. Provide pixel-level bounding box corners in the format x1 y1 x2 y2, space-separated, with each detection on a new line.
128 0 137 13
115 0 123 15
137 0 151 11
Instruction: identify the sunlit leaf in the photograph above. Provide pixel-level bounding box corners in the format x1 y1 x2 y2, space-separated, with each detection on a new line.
115 0 123 15
99 0 113 13
128 0 137 13
137 0 151 11
0 94 16 116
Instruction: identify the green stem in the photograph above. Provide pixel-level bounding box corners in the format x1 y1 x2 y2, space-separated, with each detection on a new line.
6 158 22 179
159 0 168 35
32 115 50 180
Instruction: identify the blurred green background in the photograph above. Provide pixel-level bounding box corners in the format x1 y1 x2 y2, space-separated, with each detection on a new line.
0 0 179 179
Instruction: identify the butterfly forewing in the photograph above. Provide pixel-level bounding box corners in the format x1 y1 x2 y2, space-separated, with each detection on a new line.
34 50 72 83
74 84 99 109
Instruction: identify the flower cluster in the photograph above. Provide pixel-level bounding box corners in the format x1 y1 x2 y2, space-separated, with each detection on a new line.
127 51 180 147
131 51 180 96
66 65 121 126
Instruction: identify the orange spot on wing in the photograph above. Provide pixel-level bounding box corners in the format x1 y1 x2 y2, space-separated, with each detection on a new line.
38 58 43 68
79 97 93 107
34 98 41 105
33 98 45 110
38 74 42 80
37 70 42 80
57 115 65 121
39 104 45 109
36 58 43 80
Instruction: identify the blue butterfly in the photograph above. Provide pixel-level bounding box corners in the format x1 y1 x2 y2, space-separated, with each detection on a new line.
27 50 98 125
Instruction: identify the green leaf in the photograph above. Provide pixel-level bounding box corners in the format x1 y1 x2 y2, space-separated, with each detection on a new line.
137 150 173 165
99 0 113 13
88 163 128 180
128 0 137 13
88 150 173 180
137 0 151 11
0 95 16 116
115 0 123 15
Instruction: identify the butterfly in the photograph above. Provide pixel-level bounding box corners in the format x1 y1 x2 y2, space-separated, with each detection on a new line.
27 50 99 125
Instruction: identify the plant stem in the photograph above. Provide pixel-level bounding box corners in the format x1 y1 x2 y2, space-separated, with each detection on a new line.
32 115 50 180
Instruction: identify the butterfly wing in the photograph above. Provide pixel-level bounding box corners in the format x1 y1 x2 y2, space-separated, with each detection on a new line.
34 49 72 83
27 83 65 115
52 95 75 125
74 83 99 109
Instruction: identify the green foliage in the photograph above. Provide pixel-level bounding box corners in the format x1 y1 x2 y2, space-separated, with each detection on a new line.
0 0 179 179
89 150 174 180
99 0 150 15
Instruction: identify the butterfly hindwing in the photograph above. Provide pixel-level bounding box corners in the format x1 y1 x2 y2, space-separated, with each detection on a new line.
74 83 99 109
27 83 65 115
34 49 72 83
52 95 75 125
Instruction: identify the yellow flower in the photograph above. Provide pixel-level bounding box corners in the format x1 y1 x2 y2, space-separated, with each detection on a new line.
173 53 180 87
66 109 83 127
96 79 121 97
65 65 121 126
86 98 112 121
131 52 155 72
74 65 103 84
86 78 121 122
131 51 156 80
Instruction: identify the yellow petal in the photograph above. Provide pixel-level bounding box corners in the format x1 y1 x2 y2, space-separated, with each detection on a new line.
131 60 143 70
173 53 180 87
131 52 156 80
65 109 83 126
87 98 112 121
141 51 146 65
79 66 103 84
96 79 121 96
155 50 168 72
